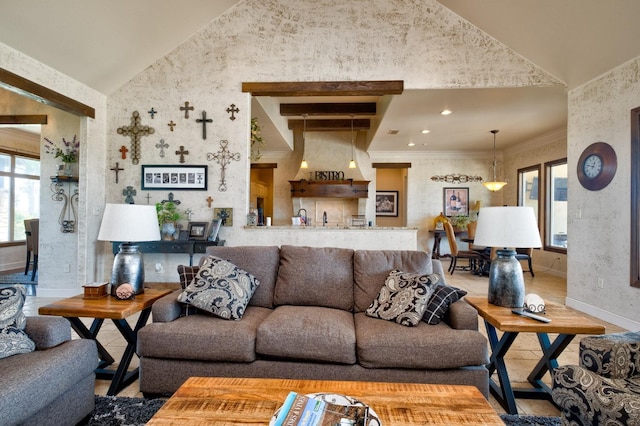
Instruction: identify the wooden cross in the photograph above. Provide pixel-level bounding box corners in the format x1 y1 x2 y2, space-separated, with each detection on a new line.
117 111 155 165
145 193 151 204
206 196 213 208
226 104 239 121
148 108 157 119
207 139 241 192
123 186 136 204
196 110 213 140
110 162 124 183
161 192 181 205
175 145 189 163
168 121 176 131
156 139 169 158
119 145 128 160
180 101 194 119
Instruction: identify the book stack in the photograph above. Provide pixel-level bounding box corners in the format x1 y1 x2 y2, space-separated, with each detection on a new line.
273 392 369 426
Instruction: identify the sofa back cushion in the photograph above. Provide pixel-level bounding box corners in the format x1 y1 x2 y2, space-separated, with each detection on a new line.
274 245 354 311
353 250 433 313
205 246 280 308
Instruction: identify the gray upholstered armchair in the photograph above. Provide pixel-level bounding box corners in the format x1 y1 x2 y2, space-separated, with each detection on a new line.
552 331 640 426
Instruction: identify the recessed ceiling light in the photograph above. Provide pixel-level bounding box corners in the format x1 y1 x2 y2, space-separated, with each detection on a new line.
387 129 399 135
440 109 452 116
421 129 431 134
408 142 415 147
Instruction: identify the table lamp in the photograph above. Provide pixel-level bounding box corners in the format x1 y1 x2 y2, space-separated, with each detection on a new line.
473 206 542 307
97 203 161 297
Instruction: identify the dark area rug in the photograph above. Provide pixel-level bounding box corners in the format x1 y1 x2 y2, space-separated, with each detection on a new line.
80 396 561 425
0 271 37 285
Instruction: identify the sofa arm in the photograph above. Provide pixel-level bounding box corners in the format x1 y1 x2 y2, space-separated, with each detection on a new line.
25 316 71 349
445 299 479 330
151 290 184 322
579 331 640 379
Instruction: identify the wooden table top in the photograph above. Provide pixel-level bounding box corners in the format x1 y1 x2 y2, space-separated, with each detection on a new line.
465 296 606 335
38 288 171 319
147 377 504 426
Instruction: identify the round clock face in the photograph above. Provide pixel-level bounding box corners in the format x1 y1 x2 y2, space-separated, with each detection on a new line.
577 142 617 191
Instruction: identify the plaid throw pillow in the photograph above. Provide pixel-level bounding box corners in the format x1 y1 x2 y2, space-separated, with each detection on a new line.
423 284 467 325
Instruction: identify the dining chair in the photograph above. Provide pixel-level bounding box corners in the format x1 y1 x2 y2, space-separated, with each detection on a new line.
515 247 534 277
23 219 33 275
29 219 39 281
443 221 481 275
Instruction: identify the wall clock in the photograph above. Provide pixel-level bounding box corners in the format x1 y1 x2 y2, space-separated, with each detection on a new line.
577 142 617 190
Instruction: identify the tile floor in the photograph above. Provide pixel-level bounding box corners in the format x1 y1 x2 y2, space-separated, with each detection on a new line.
23 265 625 417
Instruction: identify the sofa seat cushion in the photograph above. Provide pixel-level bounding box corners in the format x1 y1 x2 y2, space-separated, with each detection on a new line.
274 246 354 310
354 312 488 369
138 306 272 362
256 306 356 364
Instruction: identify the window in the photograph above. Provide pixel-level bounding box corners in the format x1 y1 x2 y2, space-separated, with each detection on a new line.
0 150 40 243
517 165 541 225
544 158 567 252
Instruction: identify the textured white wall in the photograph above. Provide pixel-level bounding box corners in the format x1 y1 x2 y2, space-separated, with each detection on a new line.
567 57 640 329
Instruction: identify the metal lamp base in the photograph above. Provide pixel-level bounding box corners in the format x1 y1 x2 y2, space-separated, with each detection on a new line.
488 249 525 308
110 243 145 298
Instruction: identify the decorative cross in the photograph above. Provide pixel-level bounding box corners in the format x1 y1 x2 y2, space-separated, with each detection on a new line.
161 192 181 205
180 101 194 119
116 111 155 165
110 162 124 183
145 193 151 205
123 186 136 204
168 121 176 131
206 196 213 208
207 139 241 192
195 110 213 140
226 104 239 121
119 145 128 160
155 139 169 158
185 208 194 221
148 108 157 119
175 145 189 163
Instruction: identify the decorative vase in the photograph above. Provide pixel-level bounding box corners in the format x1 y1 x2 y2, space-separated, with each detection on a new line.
161 222 176 240
58 162 77 177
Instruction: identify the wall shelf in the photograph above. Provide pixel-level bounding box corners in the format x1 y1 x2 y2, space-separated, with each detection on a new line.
289 180 370 198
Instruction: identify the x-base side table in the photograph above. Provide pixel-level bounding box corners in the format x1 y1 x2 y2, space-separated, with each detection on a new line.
39 288 171 396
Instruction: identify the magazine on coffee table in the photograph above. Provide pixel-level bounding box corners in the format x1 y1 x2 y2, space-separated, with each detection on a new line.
272 391 369 426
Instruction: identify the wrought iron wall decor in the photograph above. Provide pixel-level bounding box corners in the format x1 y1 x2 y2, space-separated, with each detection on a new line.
207 140 240 192
431 174 483 184
50 177 78 233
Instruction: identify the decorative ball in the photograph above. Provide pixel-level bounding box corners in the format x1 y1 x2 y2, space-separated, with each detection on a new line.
524 293 545 313
115 283 135 300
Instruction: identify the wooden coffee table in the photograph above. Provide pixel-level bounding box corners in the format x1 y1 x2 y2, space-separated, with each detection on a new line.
465 296 606 415
38 288 171 396
147 377 503 425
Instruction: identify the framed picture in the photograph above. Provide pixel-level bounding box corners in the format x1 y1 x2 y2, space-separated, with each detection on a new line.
141 165 208 190
214 207 233 226
375 191 399 217
187 222 209 240
443 187 469 217
177 230 189 241
208 219 222 242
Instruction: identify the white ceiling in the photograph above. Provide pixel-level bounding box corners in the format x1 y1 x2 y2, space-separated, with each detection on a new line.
2 1 640 152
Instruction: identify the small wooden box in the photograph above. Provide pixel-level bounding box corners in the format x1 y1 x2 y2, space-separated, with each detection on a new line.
83 282 108 299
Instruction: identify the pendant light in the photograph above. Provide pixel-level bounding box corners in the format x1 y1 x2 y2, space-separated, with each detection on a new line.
483 129 507 191
349 115 357 169
300 114 309 169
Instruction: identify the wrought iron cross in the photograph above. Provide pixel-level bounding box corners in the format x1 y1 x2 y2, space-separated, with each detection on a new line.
145 193 151 204
148 107 157 119
123 186 136 204
156 139 169 158
161 192 181 205
180 101 194 119
196 110 213 140
168 121 176 131
117 111 155 165
207 140 241 192
110 162 124 183
226 104 239 121
175 145 189 163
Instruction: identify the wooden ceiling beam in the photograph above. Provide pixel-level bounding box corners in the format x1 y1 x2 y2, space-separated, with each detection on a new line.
280 103 376 116
288 118 370 131
242 80 403 97
0 115 47 124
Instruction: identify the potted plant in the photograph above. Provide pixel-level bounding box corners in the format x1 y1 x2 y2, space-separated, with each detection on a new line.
250 117 265 161
156 202 182 240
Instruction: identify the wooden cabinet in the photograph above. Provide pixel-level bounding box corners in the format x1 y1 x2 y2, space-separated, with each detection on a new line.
289 180 370 198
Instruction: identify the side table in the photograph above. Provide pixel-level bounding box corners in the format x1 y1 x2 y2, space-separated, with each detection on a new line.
465 296 606 414
39 288 171 396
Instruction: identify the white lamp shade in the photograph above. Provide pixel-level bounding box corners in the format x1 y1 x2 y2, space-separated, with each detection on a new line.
473 206 542 248
97 203 161 242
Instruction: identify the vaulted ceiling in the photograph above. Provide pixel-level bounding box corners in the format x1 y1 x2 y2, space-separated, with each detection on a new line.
2 1 640 152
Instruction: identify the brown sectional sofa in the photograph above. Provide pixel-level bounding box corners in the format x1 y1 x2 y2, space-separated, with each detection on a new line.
137 245 489 397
